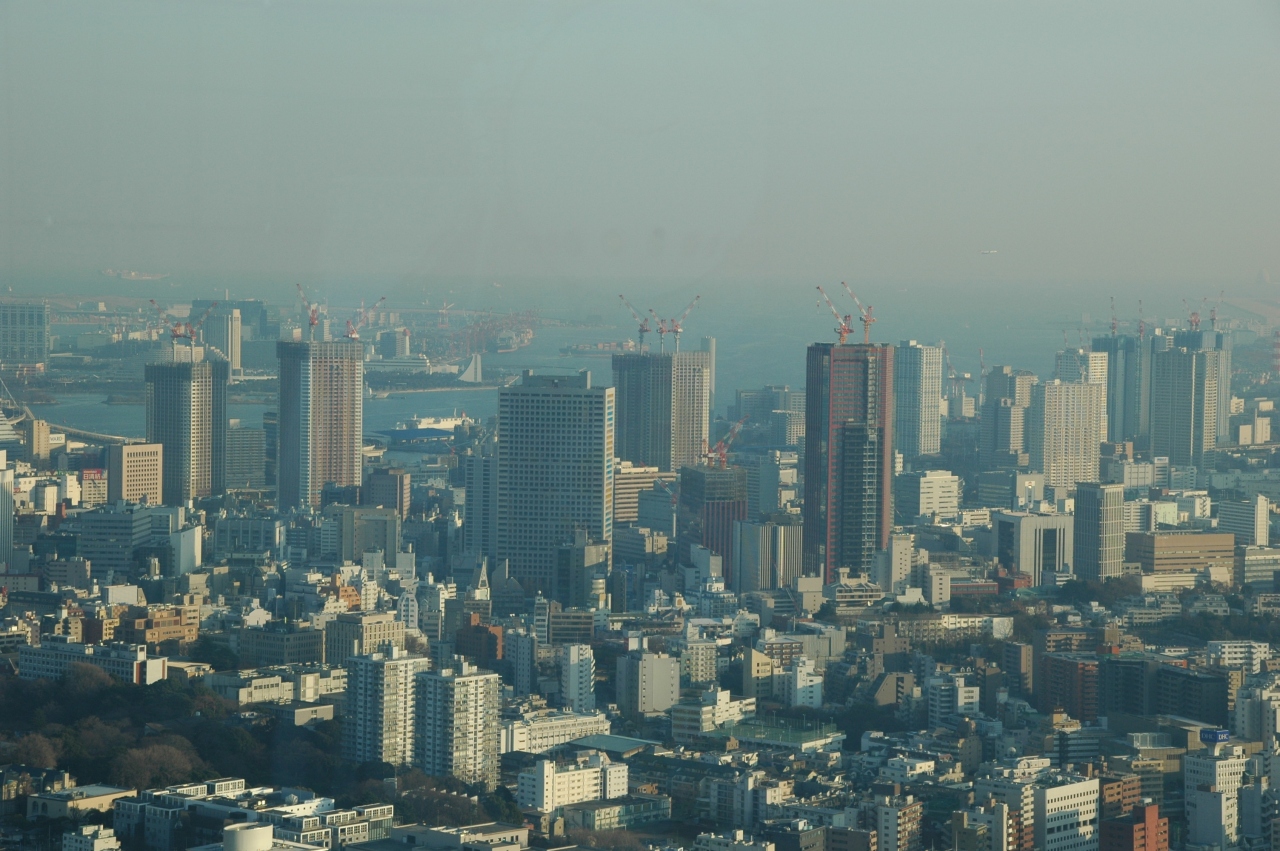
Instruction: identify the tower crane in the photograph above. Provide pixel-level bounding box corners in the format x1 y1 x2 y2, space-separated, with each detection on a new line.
668 295 700 352
345 296 387 340
703 416 749 468
1183 297 1204 331
181 298 218 337
816 286 853 345
296 283 320 339
1210 289 1225 330
1137 299 1146 341
647 309 670 353
618 294 651 347
1110 297 1118 337
840 282 876 344
149 299 184 340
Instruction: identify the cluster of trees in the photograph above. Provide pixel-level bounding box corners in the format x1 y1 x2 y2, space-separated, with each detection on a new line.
0 664 509 827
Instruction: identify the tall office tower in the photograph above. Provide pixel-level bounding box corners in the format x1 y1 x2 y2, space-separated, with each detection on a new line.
1055 348 1109 441
1092 335 1147 442
363 467 411 518
894 340 943 459
461 446 498 560
1027 380 1103 491
731 517 803 593
277 340 364 510
0 302 50 365
0 453 12 569
497 371 614 596
1074 483 1124 581
224 422 267 490
612 350 710 472
145 346 229 504
560 644 596 712
343 648 431 766
263 411 278 486
980 366 1038 468
1175 328 1233 443
22 419 50 464
203 308 242 375
701 336 717 412
613 461 672 524
731 385 806 422
678 465 747 574
1149 347 1219 473
106 443 164 504
802 342 894 581
415 662 501 790
1218 494 1270 547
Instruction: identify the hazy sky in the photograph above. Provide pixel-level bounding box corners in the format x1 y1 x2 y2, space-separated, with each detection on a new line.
3 0 1280 309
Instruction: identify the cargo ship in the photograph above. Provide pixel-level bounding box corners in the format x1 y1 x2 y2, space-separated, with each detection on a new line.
377 413 474 440
560 340 647 357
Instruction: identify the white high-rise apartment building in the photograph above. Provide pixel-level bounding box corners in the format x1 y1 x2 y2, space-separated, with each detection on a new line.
894 340 943 459
497 371 614 595
925 672 980 728
1185 741 1248 850
0 452 12 570
616 652 680 719
560 644 596 713
516 751 628 812
343 648 431 766
1055 348 1109 441
1028 380 1103 490
1208 640 1271 674
416 662 501 790
1032 772 1099 851
894 469 960 523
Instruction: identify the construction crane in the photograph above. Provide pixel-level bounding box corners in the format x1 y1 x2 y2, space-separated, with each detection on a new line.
296 283 320 339
977 347 986 406
840 282 876 344
1137 299 1146 341
1110 297 1118 337
816 286 853 345
702 416 749 468
345 296 387 340
647 309 671 353
438 301 455 330
618 295 651 348
181 301 219 341
149 299 184 340
668 295 701 352
1183 297 1203 331
1210 289 1225 330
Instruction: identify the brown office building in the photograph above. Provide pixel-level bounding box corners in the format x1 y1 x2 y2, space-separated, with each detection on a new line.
1100 803 1168 851
277 340 364 510
1124 530 1234 574
107 443 164 505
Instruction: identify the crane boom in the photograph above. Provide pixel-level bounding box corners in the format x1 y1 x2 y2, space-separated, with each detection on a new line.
619 294 651 347
840 282 876 344
816 286 853 345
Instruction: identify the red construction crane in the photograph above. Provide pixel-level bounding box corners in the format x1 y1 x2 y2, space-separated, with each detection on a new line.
816 286 853 345
618 295 651 347
702 416 749 468
296 283 320 338
149 299 183 339
1183 297 1203 331
840 282 876 344
345 296 387 340
180 301 219 341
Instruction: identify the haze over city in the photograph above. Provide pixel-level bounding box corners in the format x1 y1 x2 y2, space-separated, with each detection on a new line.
3 4 1280 851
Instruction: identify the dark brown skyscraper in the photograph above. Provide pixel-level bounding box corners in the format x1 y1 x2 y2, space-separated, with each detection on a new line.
803 342 894 581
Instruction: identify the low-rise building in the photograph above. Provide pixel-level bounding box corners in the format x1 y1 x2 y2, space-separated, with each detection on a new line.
19 638 167 685
516 751 628 812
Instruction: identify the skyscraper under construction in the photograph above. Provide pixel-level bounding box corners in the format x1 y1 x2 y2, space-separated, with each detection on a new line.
803 342 894 582
612 350 711 472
